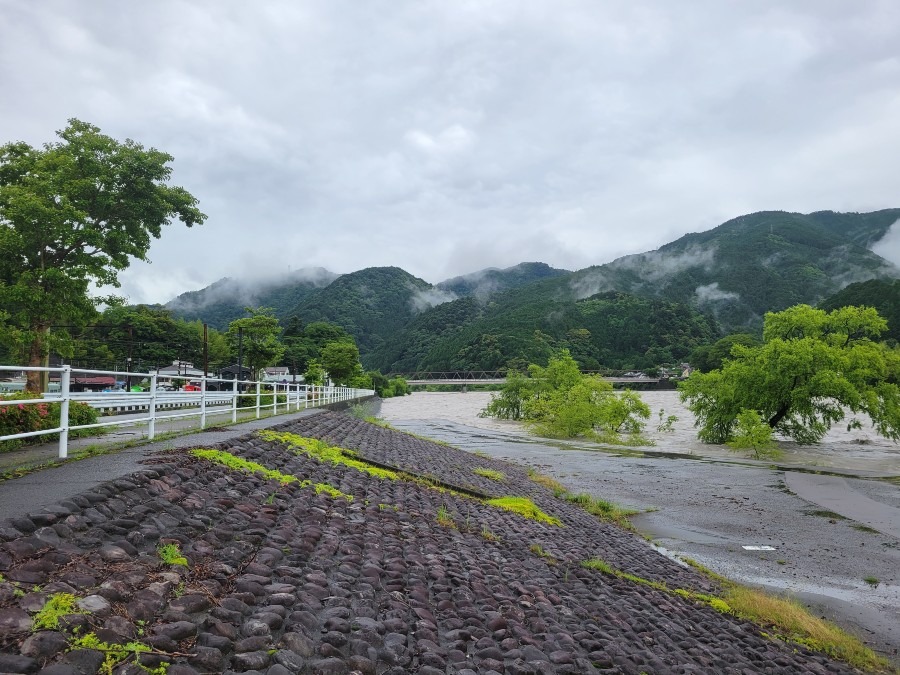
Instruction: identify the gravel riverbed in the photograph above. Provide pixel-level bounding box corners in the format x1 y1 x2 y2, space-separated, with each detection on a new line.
0 411 873 674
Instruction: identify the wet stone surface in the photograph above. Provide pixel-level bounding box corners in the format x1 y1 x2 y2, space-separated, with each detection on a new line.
0 411 861 673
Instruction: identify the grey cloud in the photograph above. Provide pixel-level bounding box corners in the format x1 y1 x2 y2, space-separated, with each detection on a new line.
694 283 740 305
570 271 614 301
1 1 899 304
409 287 458 314
607 245 718 284
871 219 900 267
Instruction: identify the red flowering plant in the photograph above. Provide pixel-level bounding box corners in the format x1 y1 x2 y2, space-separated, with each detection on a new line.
0 392 99 453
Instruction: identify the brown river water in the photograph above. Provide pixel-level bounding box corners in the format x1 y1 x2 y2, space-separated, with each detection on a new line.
379 390 900 475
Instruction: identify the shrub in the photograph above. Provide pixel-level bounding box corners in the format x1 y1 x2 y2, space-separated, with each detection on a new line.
237 393 288 409
727 409 781 459
0 393 99 453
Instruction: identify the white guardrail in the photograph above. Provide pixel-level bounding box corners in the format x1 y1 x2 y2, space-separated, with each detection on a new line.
0 365 375 459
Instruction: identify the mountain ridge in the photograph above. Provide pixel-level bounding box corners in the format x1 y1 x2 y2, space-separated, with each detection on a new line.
163 209 900 371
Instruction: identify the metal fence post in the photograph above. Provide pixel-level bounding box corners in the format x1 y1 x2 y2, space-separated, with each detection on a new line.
200 377 207 429
232 378 238 424
148 371 158 440
255 381 261 419
58 366 71 458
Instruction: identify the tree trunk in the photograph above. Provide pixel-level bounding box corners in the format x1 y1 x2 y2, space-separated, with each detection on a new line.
25 326 49 394
768 403 790 429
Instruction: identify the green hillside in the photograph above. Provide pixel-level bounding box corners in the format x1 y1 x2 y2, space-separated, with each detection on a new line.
371 282 718 372
572 209 900 330
288 266 433 356
167 268 338 330
437 262 570 298
161 210 900 374
819 278 900 343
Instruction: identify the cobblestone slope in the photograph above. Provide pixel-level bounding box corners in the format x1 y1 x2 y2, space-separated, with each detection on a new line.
0 412 856 674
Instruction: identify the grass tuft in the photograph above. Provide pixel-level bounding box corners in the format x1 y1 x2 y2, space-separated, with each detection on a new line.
32 592 87 630
527 468 566 492
192 448 298 485
258 431 399 479
157 542 188 567
436 505 456 529
582 557 889 672
486 496 562 526
721 586 888 671
474 467 505 481
564 492 637 530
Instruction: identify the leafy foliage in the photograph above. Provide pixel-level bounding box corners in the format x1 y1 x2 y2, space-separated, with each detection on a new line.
690 333 761 373
0 393 98 453
680 304 900 444
727 409 780 459
320 341 362 385
226 307 284 379
481 350 651 442
0 119 205 391
32 592 86 630
67 632 162 675
819 278 900 344
156 542 188 567
71 304 230 373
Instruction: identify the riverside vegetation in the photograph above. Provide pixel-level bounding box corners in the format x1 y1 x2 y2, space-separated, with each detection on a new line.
480 349 653 445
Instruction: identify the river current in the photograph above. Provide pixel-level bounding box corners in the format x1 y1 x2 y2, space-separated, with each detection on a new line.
379 390 900 475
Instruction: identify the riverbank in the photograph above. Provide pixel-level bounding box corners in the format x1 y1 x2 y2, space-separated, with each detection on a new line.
1 410 887 673
378 392 900 663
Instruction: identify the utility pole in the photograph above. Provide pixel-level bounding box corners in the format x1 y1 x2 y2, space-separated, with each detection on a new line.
203 323 209 378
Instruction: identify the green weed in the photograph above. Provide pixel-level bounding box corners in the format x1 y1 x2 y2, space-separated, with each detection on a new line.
156 543 188 567
486 496 561 526
32 592 87 630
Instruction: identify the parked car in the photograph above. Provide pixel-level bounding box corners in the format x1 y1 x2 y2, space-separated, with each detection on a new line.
183 383 201 392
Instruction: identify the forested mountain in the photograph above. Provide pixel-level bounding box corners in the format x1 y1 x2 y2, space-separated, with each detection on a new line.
366 285 718 372
287 267 433 355
437 262 570 298
162 209 900 373
566 209 900 330
819 278 900 343
166 268 338 329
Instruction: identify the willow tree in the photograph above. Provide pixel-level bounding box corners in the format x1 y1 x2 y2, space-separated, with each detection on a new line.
680 304 900 444
0 119 205 391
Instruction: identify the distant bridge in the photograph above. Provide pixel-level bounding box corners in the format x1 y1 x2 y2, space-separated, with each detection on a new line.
393 371 663 386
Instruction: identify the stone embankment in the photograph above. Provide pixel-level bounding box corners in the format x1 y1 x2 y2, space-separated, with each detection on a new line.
0 411 858 674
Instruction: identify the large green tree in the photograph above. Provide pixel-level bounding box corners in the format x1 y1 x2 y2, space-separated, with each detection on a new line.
226 307 284 380
320 341 362 385
680 304 900 444
0 119 205 391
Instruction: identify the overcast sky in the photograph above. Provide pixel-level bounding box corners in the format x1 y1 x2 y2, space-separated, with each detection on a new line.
2 0 899 304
